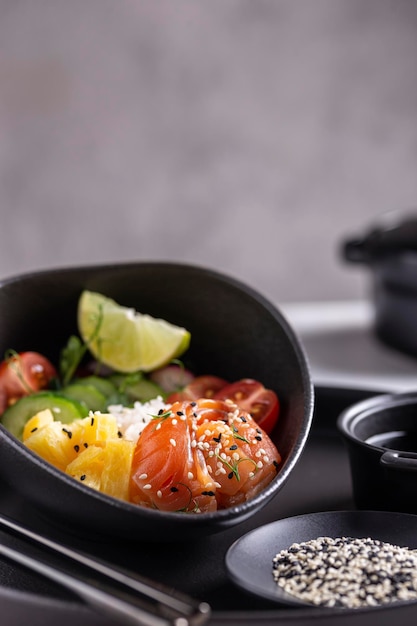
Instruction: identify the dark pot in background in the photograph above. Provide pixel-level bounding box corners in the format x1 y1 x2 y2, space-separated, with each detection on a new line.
342 211 417 358
338 392 417 514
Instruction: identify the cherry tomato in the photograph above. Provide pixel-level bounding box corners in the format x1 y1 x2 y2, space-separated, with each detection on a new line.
0 351 57 414
166 375 229 403
214 378 279 434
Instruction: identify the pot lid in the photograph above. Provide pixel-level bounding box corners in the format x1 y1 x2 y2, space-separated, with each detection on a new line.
342 210 417 264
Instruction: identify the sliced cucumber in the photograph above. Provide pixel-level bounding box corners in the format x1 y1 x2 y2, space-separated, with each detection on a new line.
125 378 163 402
74 375 117 398
1 392 86 441
61 383 108 412
110 374 163 403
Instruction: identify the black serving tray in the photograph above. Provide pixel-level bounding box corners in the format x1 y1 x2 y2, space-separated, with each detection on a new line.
2 385 417 626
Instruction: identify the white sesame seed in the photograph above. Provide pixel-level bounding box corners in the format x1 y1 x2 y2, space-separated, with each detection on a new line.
172 419 178 425
272 536 417 609
143 484 152 490
170 438 177 447
157 490 162 498
187 472 194 480
139 473 148 480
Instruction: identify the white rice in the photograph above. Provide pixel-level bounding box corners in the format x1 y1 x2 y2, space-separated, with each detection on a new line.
107 396 168 443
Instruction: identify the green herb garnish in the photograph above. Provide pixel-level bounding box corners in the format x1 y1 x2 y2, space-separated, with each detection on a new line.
215 452 257 481
59 304 104 386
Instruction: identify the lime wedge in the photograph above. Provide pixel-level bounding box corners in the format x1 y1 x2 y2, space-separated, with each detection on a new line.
77 291 191 373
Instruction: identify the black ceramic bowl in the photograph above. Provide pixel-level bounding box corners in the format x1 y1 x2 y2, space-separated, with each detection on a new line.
338 391 417 514
0 262 314 540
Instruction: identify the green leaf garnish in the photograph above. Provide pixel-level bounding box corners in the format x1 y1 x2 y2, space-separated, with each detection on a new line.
59 303 104 386
151 410 172 421
232 425 250 444
215 452 257 481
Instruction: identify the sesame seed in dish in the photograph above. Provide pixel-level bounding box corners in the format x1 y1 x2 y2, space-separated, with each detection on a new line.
272 536 417 608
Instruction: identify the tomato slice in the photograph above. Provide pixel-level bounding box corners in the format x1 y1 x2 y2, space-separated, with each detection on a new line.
0 352 57 414
214 378 279 434
165 375 228 403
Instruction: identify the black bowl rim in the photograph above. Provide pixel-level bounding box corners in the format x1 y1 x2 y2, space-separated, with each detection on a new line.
0 260 314 529
337 391 417 451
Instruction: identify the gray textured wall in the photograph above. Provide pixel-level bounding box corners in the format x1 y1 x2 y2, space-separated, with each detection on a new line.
1 0 417 304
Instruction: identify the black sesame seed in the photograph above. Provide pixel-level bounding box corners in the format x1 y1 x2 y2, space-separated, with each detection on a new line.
170 487 179 493
272 536 417 608
229 444 238 450
176 411 184 416
30 427 38 433
80 475 86 481
202 490 215 496
117 431 122 438
74 445 80 452
90 417 95 426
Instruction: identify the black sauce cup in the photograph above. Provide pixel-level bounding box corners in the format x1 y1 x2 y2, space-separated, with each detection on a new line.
337 391 417 514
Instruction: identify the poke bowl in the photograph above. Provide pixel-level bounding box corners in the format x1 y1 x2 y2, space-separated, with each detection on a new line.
0 262 314 540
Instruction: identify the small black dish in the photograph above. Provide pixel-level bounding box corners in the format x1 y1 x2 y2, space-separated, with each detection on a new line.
338 391 417 513
225 510 417 608
0 261 314 541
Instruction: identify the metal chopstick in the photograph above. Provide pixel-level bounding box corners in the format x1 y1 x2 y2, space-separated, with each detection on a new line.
0 511 211 626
